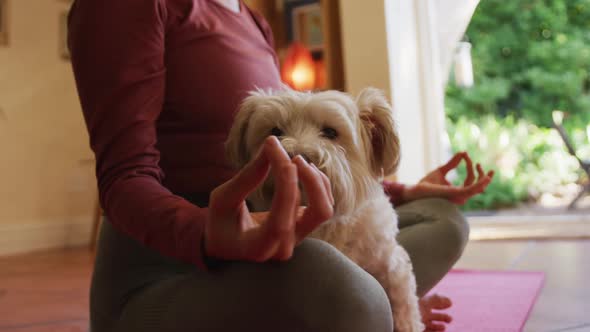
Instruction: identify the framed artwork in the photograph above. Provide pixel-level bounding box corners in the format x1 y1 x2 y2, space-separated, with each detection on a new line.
59 10 70 60
285 0 324 52
0 0 8 46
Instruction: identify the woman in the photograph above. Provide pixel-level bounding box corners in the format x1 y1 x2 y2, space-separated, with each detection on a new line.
68 0 493 331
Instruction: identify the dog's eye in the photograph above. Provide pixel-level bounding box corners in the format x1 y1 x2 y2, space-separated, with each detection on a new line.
270 127 283 137
321 127 338 140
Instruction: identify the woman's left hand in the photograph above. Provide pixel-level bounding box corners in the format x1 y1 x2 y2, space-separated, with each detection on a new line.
402 152 494 205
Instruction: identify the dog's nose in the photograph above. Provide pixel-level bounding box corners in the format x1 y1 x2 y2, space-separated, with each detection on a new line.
289 153 311 163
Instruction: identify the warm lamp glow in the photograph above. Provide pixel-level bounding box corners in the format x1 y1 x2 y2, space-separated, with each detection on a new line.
291 65 315 88
281 43 316 91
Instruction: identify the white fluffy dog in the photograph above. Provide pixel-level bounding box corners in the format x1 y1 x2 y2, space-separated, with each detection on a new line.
225 87 424 332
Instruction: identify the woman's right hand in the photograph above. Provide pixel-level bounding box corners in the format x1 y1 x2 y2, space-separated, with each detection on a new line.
204 136 334 262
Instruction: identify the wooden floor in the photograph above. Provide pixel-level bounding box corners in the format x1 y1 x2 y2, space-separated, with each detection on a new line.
0 248 92 332
0 240 588 332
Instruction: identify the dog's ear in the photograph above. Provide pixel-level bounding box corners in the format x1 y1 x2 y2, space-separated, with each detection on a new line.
357 87 400 177
225 95 259 168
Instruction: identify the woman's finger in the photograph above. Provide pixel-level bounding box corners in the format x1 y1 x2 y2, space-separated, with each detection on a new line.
293 188 303 220
453 174 493 204
468 174 493 195
476 163 485 181
237 137 300 261
240 176 297 261
293 156 333 241
262 161 298 260
462 153 475 186
425 166 493 205
439 152 465 175
211 138 274 212
250 137 300 261
311 163 334 206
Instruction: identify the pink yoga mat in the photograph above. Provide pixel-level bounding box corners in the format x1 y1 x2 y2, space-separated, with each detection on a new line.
427 269 545 332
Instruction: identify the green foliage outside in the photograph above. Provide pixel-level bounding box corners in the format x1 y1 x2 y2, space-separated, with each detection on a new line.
447 116 587 211
446 0 590 211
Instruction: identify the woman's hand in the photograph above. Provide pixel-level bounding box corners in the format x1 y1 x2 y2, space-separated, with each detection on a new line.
402 152 494 205
204 136 334 262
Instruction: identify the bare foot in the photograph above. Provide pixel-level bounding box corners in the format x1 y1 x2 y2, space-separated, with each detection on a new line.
419 293 453 331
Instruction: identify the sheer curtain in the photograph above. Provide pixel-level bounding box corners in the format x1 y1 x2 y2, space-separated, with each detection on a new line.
386 0 479 182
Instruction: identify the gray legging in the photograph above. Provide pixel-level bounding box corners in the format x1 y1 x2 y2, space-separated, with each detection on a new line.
90 198 468 332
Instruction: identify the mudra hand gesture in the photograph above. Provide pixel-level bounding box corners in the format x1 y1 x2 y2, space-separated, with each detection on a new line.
205 136 334 262
400 152 494 205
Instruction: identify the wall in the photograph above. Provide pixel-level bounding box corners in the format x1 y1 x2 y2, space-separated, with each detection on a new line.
339 0 426 181
339 0 478 183
338 0 390 96
0 0 95 256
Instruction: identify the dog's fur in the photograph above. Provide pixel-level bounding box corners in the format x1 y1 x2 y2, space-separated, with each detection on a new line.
225 87 424 332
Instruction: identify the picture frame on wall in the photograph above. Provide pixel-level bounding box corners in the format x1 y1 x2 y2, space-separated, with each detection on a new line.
59 10 70 60
0 0 9 46
285 0 324 53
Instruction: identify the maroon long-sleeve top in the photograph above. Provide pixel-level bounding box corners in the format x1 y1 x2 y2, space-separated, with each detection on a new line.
68 0 283 268
68 0 405 269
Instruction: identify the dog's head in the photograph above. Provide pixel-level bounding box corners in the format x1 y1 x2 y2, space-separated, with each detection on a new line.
225 87 400 214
